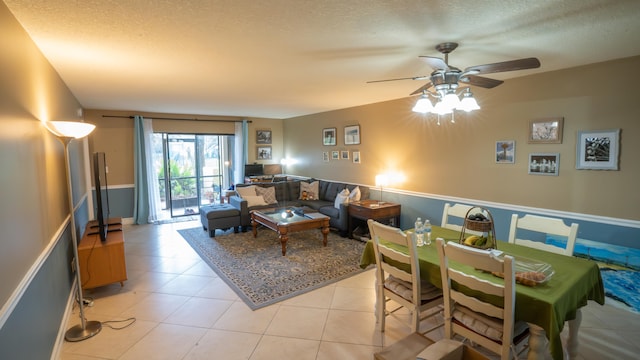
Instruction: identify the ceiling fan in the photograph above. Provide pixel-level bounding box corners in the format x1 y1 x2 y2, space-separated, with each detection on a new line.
368 42 541 115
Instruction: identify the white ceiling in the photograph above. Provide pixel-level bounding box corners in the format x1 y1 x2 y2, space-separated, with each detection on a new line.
6 0 640 119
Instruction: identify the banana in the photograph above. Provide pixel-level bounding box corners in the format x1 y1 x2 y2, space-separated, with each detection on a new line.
464 235 480 245
475 237 487 246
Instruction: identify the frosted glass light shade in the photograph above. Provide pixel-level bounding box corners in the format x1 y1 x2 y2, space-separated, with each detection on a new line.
45 121 95 139
412 96 434 114
442 92 460 110
458 95 480 112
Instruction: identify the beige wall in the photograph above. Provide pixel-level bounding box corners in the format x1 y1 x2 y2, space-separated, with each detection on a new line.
0 1 84 311
284 56 640 221
85 109 283 185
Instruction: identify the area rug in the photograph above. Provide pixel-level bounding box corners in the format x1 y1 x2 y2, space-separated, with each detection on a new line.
177 227 366 310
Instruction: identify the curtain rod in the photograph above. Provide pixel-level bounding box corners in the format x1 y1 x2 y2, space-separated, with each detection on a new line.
101 115 251 123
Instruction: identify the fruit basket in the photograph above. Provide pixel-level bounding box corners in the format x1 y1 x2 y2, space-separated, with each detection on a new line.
459 206 497 250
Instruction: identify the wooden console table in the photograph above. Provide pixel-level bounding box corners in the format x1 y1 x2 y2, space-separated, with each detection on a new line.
78 218 127 289
348 200 401 239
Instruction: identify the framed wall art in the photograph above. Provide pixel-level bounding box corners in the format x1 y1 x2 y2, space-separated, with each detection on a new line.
323 128 336 146
256 146 272 160
256 129 272 144
331 150 339 160
344 125 361 145
528 117 563 144
576 129 620 170
528 153 559 176
322 151 329 162
341 150 349 160
352 151 361 164
495 140 515 163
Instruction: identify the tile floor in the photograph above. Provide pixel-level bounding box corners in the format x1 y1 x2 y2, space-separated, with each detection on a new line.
60 220 640 360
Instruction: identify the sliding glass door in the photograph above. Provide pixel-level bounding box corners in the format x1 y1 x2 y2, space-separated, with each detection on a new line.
154 133 233 218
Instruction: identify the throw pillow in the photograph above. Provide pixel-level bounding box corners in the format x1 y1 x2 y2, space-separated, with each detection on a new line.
334 188 350 209
348 186 361 202
255 186 277 204
243 195 268 207
236 185 257 198
299 181 319 200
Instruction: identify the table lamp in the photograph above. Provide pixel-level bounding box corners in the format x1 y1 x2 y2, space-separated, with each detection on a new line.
45 121 102 342
375 174 389 205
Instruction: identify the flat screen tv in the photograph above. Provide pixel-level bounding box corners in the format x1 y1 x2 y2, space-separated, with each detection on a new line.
244 164 264 177
93 152 110 241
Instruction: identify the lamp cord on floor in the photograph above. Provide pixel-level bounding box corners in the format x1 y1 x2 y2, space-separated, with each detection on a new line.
100 317 137 330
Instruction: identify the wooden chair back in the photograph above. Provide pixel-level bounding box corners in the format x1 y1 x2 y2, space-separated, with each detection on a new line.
507 214 578 256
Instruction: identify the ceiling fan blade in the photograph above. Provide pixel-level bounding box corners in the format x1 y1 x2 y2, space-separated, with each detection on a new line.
461 75 504 89
419 56 448 71
410 82 433 95
367 75 429 83
465 57 541 75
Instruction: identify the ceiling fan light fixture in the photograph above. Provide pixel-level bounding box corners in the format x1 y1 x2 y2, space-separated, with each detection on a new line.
458 89 480 112
442 91 461 110
433 101 452 115
412 95 434 114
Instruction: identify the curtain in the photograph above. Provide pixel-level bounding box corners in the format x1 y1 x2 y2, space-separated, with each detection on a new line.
233 120 248 186
133 116 159 224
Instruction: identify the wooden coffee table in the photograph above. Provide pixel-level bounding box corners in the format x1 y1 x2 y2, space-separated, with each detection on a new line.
251 208 330 256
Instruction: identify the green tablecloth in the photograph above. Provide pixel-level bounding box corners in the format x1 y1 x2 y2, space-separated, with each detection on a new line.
359 226 605 360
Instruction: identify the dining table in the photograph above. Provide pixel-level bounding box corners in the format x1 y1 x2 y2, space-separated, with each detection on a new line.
359 226 605 360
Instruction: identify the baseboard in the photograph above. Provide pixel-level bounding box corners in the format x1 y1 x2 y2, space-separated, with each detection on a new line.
50 283 76 360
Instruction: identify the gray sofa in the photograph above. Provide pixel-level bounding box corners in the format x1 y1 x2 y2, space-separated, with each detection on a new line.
229 179 369 236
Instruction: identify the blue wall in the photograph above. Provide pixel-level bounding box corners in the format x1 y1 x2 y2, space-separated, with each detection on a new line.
378 189 640 250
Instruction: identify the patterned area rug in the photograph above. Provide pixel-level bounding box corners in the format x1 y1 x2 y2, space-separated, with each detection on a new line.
178 227 366 310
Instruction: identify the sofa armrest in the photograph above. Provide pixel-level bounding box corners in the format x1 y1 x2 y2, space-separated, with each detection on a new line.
229 195 251 226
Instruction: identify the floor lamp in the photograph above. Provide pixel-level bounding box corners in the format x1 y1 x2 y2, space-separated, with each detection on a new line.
45 121 102 342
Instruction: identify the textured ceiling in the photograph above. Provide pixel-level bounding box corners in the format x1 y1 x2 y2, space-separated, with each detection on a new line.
5 0 640 119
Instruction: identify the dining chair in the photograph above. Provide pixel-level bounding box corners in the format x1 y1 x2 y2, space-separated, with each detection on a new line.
441 203 483 235
436 238 529 360
507 214 578 256
367 219 443 334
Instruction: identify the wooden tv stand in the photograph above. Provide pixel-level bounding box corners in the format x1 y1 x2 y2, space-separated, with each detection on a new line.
78 218 127 289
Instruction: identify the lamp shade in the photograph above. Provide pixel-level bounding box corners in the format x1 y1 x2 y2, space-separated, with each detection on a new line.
412 96 434 114
45 121 95 139
458 93 480 112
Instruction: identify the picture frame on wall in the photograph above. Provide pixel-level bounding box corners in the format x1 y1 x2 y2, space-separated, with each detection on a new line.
344 125 361 145
341 150 349 160
256 129 272 144
528 153 559 176
331 150 339 160
322 151 329 162
257 146 272 160
576 129 620 170
353 151 361 164
528 117 563 144
323 128 337 146
495 140 515 163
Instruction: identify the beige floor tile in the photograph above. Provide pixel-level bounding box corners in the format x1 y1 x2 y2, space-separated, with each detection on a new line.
155 273 214 296
122 270 178 292
163 297 234 328
61 318 156 359
213 301 279 333
82 289 151 318
265 305 329 340
183 260 218 277
118 292 190 322
249 335 319 360
118 323 206 360
195 277 240 300
316 341 381 360
335 268 376 288
574 327 638 360
322 309 383 346
281 285 336 308
151 256 202 274
330 286 376 311
183 329 261 360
